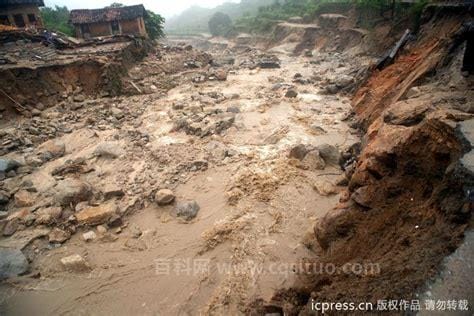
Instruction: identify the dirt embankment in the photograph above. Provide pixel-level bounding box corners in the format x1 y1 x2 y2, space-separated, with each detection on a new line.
0 38 151 113
253 5 474 315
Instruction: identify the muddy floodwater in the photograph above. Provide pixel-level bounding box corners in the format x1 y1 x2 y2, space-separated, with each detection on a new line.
0 40 360 314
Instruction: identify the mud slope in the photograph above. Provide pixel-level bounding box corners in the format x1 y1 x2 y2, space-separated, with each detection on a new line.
254 5 474 315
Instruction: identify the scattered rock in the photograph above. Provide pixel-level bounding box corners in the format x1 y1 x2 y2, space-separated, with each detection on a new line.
14 190 34 207
155 189 175 205
289 144 310 160
301 150 326 170
37 139 66 160
285 89 298 98
55 179 93 206
102 183 124 200
82 230 97 242
351 186 372 208
258 55 281 68
0 248 28 279
76 202 117 226
107 214 123 228
335 174 349 186
226 106 240 113
73 94 85 102
124 238 147 251
3 219 19 236
96 225 107 234
60 254 91 272
316 144 341 165
313 180 337 196
325 84 339 94
94 142 124 159
215 69 228 81
0 190 10 204
406 86 421 99
175 200 200 221
313 208 353 250
130 225 142 238
35 207 62 225
48 228 70 243
0 158 21 173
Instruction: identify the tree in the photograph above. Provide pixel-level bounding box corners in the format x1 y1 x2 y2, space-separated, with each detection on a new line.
108 2 124 8
145 10 165 40
40 6 74 36
208 12 234 37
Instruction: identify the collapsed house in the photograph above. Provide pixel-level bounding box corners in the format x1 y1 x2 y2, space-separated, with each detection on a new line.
69 5 148 39
0 0 44 28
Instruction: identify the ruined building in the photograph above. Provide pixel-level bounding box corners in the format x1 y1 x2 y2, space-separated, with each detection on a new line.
70 4 148 39
0 0 44 28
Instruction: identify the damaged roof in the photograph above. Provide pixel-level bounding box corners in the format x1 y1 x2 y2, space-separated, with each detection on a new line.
70 5 147 25
0 0 44 7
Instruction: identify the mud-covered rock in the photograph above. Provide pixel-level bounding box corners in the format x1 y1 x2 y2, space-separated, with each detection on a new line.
48 228 70 243
102 183 124 200
14 190 34 207
37 139 65 160
175 200 200 220
289 144 310 160
0 158 21 173
55 179 92 206
313 180 337 196
285 89 298 98
313 208 354 250
76 202 118 226
82 230 97 242
155 189 175 205
35 206 62 225
316 144 341 165
60 254 91 272
301 150 326 170
0 248 28 279
94 142 124 159
258 55 281 69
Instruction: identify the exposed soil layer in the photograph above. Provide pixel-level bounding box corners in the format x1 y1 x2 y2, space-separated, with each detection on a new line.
0 39 151 113
251 5 474 315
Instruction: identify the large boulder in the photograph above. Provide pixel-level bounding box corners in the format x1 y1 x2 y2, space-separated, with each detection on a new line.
0 248 28 279
54 179 92 206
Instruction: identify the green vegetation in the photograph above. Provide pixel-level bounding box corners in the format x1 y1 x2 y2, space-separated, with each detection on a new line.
145 10 166 40
208 12 234 37
236 0 431 34
40 6 74 36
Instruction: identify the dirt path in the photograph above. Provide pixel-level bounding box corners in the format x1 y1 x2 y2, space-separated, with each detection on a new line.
0 43 359 315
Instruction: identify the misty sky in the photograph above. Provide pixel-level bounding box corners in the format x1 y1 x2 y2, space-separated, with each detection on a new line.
44 0 239 18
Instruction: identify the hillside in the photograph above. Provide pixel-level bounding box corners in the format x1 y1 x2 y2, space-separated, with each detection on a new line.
165 0 274 35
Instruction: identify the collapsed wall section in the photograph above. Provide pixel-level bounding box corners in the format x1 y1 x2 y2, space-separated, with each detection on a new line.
0 38 151 114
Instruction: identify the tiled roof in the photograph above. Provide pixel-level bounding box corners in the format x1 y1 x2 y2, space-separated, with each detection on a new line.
70 4 146 25
0 0 44 7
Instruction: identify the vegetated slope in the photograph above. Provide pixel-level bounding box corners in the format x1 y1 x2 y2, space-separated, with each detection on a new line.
249 5 474 315
164 0 274 35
